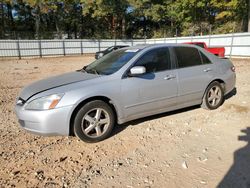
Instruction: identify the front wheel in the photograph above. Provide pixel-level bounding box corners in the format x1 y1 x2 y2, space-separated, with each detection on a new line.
201 81 224 110
74 100 115 143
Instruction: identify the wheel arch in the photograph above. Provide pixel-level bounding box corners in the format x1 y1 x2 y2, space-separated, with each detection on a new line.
69 96 118 136
202 79 226 100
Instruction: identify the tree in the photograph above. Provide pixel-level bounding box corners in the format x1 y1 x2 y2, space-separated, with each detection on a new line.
23 0 42 39
241 0 250 32
248 0 250 32
82 0 130 39
0 0 249 39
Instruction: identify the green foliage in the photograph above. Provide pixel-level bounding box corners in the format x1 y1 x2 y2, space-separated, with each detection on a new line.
213 21 242 34
0 0 249 39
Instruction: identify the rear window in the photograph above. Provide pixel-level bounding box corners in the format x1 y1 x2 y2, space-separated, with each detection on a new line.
174 47 203 68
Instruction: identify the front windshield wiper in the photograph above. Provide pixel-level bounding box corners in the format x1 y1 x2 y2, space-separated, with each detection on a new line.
92 69 99 75
78 66 100 75
87 68 99 75
77 66 88 73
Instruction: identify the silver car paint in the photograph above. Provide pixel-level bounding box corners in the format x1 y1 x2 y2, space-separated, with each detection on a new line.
20 71 99 100
15 44 236 136
121 69 178 119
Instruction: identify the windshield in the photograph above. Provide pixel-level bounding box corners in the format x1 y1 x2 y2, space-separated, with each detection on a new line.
84 49 140 75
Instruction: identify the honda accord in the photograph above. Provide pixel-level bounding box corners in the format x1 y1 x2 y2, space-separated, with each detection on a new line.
15 44 236 142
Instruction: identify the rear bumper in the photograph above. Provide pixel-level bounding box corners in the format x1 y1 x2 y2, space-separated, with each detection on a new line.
224 72 236 95
15 105 73 136
225 87 237 100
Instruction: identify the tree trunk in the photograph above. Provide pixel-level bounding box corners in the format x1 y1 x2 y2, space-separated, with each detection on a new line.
74 23 77 39
122 17 125 39
80 14 84 38
7 3 15 38
54 13 62 39
55 22 60 38
243 0 250 32
0 3 4 38
143 16 147 39
112 15 116 39
35 15 40 39
248 0 250 32
35 2 41 39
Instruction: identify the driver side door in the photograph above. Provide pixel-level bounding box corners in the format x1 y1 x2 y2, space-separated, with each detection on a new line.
121 47 178 120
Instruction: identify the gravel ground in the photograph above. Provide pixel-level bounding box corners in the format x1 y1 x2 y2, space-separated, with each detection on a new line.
0 56 249 188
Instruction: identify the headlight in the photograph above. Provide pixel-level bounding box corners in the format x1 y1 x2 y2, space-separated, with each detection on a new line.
25 94 64 110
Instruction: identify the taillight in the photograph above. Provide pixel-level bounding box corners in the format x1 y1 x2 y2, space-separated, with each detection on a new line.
231 66 235 72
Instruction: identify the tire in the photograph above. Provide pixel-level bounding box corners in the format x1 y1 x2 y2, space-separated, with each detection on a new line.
201 81 224 110
74 100 115 143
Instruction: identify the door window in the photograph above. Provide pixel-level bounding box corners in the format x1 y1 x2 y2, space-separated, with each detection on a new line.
200 51 212 64
174 47 203 68
134 47 171 73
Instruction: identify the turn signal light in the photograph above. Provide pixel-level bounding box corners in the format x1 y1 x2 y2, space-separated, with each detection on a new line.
49 99 60 109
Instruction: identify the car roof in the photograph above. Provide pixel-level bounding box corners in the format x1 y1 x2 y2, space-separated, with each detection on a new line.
184 42 204 44
125 43 199 50
116 45 129 47
111 45 129 47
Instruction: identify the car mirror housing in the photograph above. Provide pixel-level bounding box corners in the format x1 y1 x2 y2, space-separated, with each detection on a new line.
129 66 146 76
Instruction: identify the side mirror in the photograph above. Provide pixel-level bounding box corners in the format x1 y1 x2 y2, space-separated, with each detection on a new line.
129 66 146 76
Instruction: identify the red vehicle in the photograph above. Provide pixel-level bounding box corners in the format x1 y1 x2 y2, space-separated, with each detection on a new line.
185 42 225 58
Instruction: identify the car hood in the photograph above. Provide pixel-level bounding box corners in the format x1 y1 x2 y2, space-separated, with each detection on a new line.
19 71 99 101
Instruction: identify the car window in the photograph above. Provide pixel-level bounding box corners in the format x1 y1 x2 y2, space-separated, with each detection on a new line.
134 47 171 73
174 47 203 68
85 48 140 75
200 51 212 64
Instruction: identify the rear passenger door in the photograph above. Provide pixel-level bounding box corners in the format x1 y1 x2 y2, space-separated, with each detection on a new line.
174 47 215 105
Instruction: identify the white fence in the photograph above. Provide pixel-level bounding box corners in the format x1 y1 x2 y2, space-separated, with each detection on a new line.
147 32 250 58
0 32 250 58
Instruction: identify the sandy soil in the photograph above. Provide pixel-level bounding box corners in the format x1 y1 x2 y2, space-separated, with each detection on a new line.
0 56 249 188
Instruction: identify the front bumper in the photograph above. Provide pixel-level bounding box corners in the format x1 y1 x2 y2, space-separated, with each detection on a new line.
15 105 73 136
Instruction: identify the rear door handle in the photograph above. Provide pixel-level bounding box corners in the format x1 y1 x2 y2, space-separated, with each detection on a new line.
203 68 212 72
164 75 176 80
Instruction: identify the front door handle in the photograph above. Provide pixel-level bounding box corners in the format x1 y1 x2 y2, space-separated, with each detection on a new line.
203 68 212 72
164 75 176 80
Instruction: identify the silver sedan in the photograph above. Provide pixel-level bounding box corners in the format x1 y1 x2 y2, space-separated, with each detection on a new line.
15 44 236 142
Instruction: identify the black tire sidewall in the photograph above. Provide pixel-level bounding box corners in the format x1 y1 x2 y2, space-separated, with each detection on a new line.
204 82 224 110
74 100 115 143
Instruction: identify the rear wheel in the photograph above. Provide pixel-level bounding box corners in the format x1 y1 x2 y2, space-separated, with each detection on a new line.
201 81 224 110
74 100 115 143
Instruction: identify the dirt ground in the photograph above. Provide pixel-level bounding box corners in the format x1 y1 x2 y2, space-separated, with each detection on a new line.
0 56 249 188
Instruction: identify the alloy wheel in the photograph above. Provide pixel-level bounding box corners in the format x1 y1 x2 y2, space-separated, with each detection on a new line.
207 85 222 107
81 108 110 138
